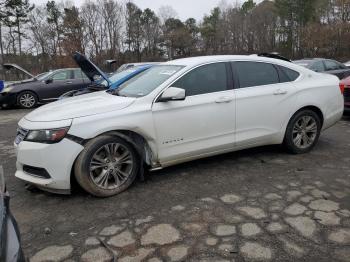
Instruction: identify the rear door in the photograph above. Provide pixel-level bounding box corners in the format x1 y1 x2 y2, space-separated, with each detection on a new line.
71 69 91 90
232 61 299 146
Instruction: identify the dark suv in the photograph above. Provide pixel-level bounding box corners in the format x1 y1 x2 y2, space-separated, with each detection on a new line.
294 58 350 80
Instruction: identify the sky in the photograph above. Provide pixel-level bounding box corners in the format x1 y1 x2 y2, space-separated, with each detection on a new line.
31 0 240 21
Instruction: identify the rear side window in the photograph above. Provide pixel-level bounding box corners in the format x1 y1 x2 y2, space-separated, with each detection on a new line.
233 62 279 88
309 61 325 72
73 69 89 80
279 66 300 82
173 62 228 96
324 60 340 71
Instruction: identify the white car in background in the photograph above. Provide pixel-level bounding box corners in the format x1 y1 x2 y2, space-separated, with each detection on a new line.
345 61 350 68
14 55 344 197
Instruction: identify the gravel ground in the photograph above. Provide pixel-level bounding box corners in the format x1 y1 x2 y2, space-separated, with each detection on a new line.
0 108 349 262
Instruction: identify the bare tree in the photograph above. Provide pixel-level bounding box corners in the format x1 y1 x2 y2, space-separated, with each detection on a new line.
102 0 123 59
81 0 106 60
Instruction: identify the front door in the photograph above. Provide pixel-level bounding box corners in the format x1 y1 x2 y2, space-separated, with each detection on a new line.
152 62 236 165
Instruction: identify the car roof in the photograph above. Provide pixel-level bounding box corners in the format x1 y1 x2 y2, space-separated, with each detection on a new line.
164 55 298 69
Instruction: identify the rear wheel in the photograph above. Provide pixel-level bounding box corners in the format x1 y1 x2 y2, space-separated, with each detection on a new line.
74 135 139 197
284 110 321 154
17 91 38 109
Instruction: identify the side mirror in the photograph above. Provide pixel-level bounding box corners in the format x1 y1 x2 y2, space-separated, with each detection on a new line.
45 78 53 84
158 87 186 102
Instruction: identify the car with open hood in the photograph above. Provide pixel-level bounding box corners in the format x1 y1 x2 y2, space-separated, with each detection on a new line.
59 53 155 99
14 55 343 197
0 65 91 109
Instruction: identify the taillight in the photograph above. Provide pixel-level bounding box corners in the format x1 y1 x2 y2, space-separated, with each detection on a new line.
340 83 345 94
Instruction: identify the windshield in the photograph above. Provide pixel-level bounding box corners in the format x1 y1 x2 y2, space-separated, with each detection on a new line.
294 60 312 68
100 67 141 87
37 72 51 81
117 65 183 97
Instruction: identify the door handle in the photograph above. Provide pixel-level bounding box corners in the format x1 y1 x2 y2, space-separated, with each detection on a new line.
66 81 73 84
273 89 288 95
215 96 233 103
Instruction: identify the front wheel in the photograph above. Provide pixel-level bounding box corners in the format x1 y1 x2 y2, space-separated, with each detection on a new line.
74 135 139 197
17 91 38 109
284 110 321 154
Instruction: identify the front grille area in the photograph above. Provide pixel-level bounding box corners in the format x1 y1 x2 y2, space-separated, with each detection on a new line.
23 165 51 179
15 126 29 145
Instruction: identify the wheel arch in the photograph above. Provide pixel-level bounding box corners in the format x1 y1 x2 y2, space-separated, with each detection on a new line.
282 105 324 142
290 105 324 128
81 130 156 168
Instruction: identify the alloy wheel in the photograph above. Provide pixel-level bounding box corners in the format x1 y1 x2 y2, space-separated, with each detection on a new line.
292 115 318 149
89 143 134 190
19 93 36 108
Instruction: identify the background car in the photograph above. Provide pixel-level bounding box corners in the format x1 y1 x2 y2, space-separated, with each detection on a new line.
0 166 25 261
60 53 155 99
0 68 91 109
345 61 350 68
340 76 350 114
294 58 350 79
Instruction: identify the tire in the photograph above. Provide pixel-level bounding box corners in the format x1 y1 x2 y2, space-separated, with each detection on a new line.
17 91 38 109
74 135 139 197
284 109 322 154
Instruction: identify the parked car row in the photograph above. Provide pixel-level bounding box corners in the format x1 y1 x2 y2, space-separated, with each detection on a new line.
0 60 156 109
294 58 350 79
1 55 350 111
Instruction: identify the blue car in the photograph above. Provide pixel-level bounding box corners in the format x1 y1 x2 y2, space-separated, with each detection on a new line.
60 53 155 99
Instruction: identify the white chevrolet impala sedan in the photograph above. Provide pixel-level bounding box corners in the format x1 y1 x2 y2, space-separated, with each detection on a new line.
14 55 344 197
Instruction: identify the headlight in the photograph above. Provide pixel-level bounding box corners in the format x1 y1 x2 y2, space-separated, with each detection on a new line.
1 87 13 93
24 127 69 144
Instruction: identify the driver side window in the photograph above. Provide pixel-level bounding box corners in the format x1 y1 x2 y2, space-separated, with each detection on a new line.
172 63 228 96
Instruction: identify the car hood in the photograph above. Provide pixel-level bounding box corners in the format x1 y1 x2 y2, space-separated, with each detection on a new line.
73 52 111 85
3 63 34 78
24 91 136 122
8 78 38 87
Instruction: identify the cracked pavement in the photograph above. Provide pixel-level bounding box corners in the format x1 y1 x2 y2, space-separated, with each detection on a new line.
0 109 349 262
